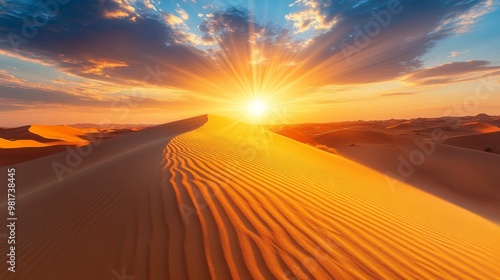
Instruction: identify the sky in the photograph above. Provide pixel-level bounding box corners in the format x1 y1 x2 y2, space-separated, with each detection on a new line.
0 0 499 126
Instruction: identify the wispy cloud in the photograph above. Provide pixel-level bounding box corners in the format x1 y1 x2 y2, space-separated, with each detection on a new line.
405 60 500 85
449 50 470 58
0 69 25 84
380 92 417 97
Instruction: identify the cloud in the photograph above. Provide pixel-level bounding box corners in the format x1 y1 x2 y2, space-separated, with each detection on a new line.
81 59 129 76
176 5 189 20
286 0 336 33
405 60 500 84
380 92 417 97
101 0 137 19
449 50 470 58
0 69 25 84
436 0 496 34
0 83 196 111
142 0 156 11
293 0 497 85
0 84 109 108
0 0 213 89
163 13 185 26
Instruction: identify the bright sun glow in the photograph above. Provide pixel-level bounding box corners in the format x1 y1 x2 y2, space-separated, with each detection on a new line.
247 98 268 117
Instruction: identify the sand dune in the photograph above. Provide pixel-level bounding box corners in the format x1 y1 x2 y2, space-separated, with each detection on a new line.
0 138 48 148
1 115 499 279
461 121 500 133
28 125 89 145
0 125 88 149
445 131 500 154
0 124 143 166
381 115 500 138
293 127 500 222
0 126 59 143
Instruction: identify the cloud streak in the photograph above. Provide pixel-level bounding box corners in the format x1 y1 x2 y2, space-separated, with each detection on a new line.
406 61 500 84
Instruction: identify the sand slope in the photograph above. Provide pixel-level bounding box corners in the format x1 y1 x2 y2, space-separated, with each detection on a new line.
1 115 499 279
0 138 48 148
307 128 500 222
0 125 89 148
28 125 89 145
0 124 143 166
445 131 500 154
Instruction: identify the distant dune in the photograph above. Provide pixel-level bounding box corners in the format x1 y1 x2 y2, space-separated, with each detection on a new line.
1 115 499 279
445 131 500 155
275 115 500 223
0 125 88 150
0 124 143 166
28 125 89 144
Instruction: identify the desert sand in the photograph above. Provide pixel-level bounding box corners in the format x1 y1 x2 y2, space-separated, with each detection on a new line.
445 131 500 154
0 115 499 279
0 124 143 166
275 115 500 223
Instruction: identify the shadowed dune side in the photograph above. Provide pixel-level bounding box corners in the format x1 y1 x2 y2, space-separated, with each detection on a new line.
0 145 71 167
0 115 499 279
445 131 500 154
0 115 208 280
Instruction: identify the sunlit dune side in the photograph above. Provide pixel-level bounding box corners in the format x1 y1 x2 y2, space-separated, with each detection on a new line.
0 138 48 148
0 125 88 149
0 124 145 166
0 125 56 148
385 120 414 130
461 121 500 133
0 115 499 279
28 125 90 145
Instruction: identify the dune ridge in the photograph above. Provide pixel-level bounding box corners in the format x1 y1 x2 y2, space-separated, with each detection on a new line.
0 115 499 279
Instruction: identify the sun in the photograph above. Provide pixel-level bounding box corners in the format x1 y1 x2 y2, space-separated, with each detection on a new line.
247 98 268 117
